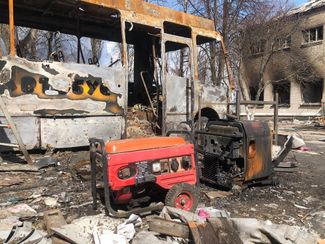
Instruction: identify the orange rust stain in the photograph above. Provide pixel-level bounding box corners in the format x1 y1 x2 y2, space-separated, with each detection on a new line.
106 103 123 114
248 143 256 159
245 147 264 181
9 66 123 114
11 73 49 99
66 81 118 103
81 0 215 31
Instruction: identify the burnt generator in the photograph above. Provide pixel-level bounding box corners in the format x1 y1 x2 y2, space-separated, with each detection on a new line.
89 137 199 217
196 119 274 189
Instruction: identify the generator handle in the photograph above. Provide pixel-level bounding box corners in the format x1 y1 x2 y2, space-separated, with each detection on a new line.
194 130 243 139
166 130 194 144
89 138 106 212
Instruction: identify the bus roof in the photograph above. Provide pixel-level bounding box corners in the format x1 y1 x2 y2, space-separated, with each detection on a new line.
0 0 220 42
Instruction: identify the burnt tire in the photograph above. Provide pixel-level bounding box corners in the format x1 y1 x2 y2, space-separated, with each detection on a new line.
165 183 199 212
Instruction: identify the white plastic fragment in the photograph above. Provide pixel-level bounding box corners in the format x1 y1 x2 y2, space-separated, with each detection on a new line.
93 227 127 244
116 223 135 242
291 135 306 149
116 214 142 241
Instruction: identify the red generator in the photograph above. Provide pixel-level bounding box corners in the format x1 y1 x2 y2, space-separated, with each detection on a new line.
89 137 198 217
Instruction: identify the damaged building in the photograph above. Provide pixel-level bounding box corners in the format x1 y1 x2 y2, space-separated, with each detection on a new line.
241 0 325 118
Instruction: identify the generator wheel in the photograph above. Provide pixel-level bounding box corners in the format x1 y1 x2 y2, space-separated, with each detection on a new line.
165 183 198 212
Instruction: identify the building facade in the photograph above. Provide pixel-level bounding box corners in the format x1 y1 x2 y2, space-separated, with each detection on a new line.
241 0 325 118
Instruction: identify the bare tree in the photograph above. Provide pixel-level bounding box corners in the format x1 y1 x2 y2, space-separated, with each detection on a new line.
0 24 9 55
15 28 38 59
173 0 272 88
90 39 102 60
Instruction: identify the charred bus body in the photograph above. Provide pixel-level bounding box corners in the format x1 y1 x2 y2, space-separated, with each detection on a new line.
0 0 231 149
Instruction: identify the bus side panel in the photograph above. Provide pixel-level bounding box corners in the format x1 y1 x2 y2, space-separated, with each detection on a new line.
0 57 126 149
40 116 123 149
0 57 125 116
0 116 124 150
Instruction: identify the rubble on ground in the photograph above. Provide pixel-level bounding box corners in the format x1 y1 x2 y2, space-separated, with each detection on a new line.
0 122 323 243
0 205 321 243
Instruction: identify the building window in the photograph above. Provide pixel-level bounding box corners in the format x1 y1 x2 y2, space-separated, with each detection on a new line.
300 79 323 104
273 81 290 107
250 39 266 55
302 26 323 44
274 36 291 50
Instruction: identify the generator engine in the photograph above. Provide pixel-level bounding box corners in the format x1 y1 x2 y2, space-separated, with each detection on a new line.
197 119 273 189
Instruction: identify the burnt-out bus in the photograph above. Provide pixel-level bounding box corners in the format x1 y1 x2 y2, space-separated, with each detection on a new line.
0 0 234 149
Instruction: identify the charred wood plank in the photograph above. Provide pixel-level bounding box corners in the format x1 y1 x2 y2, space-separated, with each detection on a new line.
148 217 189 239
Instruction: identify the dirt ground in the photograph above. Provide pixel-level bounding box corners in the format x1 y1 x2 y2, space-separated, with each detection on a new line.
0 121 324 238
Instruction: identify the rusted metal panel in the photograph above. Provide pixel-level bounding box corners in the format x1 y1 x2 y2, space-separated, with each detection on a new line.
242 121 273 181
0 116 40 150
163 33 193 47
192 28 222 42
0 0 222 46
40 116 123 149
0 57 125 116
82 0 215 32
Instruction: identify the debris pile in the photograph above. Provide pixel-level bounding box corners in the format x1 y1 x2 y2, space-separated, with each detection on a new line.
127 106 156 138
0 205 321 244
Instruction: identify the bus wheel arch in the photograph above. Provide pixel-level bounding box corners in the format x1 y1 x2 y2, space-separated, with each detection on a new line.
194 107 219 122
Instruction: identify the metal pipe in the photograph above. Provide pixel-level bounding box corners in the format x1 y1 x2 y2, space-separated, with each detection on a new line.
236 90 241 119
195 130 243 139
161 36 166 135
321 100 325 124
140 71 158 118
274 93 279 145
121 19 128 139
198 88 202 130
90 143 98 210
77 37 81 63
0 142 19 148
9 0 15 57
228 101 276 106
151 37 160 124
